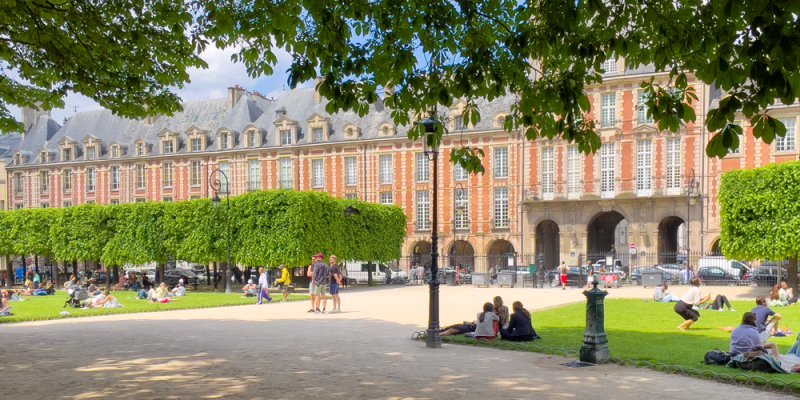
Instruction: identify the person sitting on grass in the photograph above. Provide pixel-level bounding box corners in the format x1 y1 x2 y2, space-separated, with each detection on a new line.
674 278 710 331
114 274 128 291
169 279 186 297
473 302 499 340
95 291 122 309
33 281 55 296
86 279 101 296
730 312 780 357
752 296 783 341
779 281 798 305
242 280 258 297
768 284 789 307
0 290 12 316
500 301 541 341
493 296 510 331
653 283 679 302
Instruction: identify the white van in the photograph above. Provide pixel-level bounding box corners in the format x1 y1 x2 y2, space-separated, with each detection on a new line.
344 261 407 284
697 256 747 277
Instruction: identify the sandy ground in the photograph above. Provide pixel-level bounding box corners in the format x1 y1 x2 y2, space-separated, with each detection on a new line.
0 284 793 400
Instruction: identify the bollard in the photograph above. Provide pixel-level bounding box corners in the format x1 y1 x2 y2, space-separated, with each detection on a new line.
580 278 610 364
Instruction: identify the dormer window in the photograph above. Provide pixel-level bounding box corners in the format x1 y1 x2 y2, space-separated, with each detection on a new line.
62 147 72 161
162 139 174 154
603 58 618 74
246 130 259 148
307 114 330 143
312 127 323 142
191 137 203 152
110 145 123 158
40 151 48 163
280 129 292 145
135 141 146 156
453 115 468 130
86 146 96 160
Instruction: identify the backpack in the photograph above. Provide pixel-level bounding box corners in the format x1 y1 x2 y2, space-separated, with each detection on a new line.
704 349 731 365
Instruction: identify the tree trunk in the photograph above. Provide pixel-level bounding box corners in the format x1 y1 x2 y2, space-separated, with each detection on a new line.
113 266 119 285
789 257 798 293
219 262 227 293
157 263 165 285
105 266 112 292
34 255 39 275
5 255 12 288
205 264 210 286
213 262 219 289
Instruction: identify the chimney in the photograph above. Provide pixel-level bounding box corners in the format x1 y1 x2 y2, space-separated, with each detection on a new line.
22 106 50 132
228 85 246 108
314 77 324 103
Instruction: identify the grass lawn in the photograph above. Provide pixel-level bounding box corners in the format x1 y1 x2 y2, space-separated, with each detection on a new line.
443 299 800 391
0 291 309 324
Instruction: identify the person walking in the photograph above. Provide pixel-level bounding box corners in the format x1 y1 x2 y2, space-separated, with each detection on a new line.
312 253 330 313
275 265 292 301
559 262 568 290
328 255 343 313
257 267 273 305
307 260 316 313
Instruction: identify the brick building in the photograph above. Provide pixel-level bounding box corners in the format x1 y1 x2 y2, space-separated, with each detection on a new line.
7 64 800 273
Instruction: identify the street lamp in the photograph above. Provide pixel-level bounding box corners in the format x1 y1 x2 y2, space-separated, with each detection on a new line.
209 168 233 294
422 117 441 349
686 169 699 268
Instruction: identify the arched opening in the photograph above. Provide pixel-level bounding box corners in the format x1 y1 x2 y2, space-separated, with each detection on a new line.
448 240 475 272
411 241 432 268
487 240 516 272
658 216 685 263
710 238 722 256
535 220 560 271
587 211 628 267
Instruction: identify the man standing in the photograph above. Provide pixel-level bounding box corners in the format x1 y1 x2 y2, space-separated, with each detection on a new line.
307 259 316 313
328 255 343 313
312 253 330 313
257 267 272 304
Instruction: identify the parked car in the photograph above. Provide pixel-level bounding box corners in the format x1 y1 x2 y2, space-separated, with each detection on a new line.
697 267 741 285
163 269 200 287
631 267 670 286
655 264 684 283
546 266 588 287
744 266 787 287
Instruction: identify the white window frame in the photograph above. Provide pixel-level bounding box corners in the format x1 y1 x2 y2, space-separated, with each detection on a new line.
665 138 681 195
638 91 653 124
566 146 582 199
86 146 96 160
135 164 147 190
190 160 202 187
416 190 431 230
248 159 261 191
600 142 616 198
379 155 393 184
493 187 509 228
379 192 393 205
636 139 653 197
62 147 72 161
601 93 616 128
247 131 257 148
40 171 49 193
345 157 358 186
453 162 468 181
776 118 797 152
312 127 324 142
279 158 293 189
162 140 174 154
191 137 203 152
541 147 555 200
110 166 120 191
494 147 509 178
603 58 617 74
162 162 173 188
454 188 469 230
86 167 96 192
217 161 230 193
63 169 72 193
415 153 430 183
135 142 145 156
13 173 23 195
280 129 292 145
219 133 229 150
312 159 324 188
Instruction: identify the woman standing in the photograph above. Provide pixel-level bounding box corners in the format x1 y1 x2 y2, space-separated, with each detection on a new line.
675 277 710 331
559 262 569 290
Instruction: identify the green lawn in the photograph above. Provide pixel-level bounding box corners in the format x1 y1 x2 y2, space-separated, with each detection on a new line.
443 299 800 391
1 291 309 324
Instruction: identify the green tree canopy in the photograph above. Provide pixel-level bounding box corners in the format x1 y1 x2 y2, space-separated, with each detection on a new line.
7 208 55 258
720 161 800 288
101 203 170 266
162 199 227 265
49 204 112 263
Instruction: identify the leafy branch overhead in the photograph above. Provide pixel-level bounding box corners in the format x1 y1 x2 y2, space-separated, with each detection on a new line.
4 1 799 169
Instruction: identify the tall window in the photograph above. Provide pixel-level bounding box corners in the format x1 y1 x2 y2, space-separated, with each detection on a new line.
162 162 173 188
86 168 96 192
379 155 393 184
279 158 293 189
603 58 617 74
541 147 555 199
728 122 742 155
636 139 653 196
63 169 72 193
345 157 358 186
416 190 430 230
62 147 72 161
665 138 682 194
110 166 120 191
776 118 797 152
111 146 120 158
312 159 324 188
190 160 202 187
219 133 229 150
135 164 147 190
13 173 22 195
638 91 653 124
135 142 145 156
247 131 257 147
379 192 393 205
600 142 616 198
248 160 261 191
217 161 229 193
453 162 468 181
191 138 203 152
86 146 96 160
40 171 49 193
63 201 72 207
40 203 49 208
280 129 292 145
567 146 582 199
454 188 469 229
494 147 508 178
601 93 616 127
162 140 174 154
493 187 509 228
312 127 324 142
454 115 468 130
415 153 430 182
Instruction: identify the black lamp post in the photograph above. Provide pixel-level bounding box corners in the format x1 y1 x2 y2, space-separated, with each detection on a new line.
422 117 441 349
686 168 699 268
209 168 233 294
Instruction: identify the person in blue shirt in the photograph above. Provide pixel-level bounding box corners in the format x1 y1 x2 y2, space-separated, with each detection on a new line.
751 296 782 342
730 312 779 357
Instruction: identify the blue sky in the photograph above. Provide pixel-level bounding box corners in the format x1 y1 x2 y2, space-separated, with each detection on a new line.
11 44 308 125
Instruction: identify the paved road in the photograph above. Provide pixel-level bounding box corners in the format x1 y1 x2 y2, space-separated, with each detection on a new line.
1 284 792 399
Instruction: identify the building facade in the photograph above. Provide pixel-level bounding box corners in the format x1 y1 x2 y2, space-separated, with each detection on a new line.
7 65 800 273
